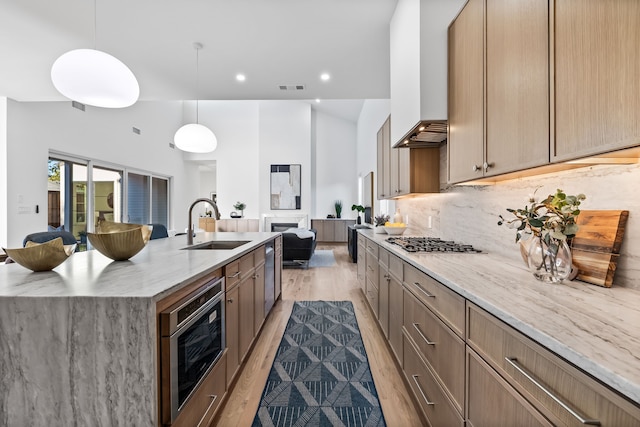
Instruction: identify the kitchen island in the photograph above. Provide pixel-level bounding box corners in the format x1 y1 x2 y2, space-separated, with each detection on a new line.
0 232 279 427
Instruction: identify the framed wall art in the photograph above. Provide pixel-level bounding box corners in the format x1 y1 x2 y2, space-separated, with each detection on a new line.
270 164 301 210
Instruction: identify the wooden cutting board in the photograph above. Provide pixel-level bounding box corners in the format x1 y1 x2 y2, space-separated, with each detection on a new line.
571 210 629 287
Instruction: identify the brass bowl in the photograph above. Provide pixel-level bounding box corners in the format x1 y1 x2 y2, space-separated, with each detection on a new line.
88 222 152 261
3 237 76 272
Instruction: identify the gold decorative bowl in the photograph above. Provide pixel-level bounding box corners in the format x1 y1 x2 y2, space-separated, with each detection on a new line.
3 237 76 271
87 222 152 261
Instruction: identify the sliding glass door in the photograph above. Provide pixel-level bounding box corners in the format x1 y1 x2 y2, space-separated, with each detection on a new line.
127 172 169 227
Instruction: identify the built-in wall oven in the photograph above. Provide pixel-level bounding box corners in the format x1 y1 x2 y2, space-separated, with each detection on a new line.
159 275 225 424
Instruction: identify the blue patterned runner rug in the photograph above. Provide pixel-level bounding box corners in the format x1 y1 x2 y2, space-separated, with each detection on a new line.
252 300 387 427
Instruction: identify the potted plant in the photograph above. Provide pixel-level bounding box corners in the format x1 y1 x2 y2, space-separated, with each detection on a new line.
233 201 246 218
334 200 343 218
374 214 390 234
351 204 365 224
498 188 586 283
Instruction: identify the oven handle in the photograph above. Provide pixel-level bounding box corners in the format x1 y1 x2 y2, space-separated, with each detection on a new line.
172 288 224 338
164 276 224 334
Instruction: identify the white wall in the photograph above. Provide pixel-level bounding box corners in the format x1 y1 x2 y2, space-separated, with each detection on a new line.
4 100 194 247
357 99 391 218
314 110 358 219
0 97 7 247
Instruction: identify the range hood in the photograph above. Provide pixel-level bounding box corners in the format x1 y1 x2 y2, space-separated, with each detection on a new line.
392 120 448 148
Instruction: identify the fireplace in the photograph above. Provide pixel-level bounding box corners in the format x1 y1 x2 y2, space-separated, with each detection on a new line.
262 214 308 232
271 223 299 232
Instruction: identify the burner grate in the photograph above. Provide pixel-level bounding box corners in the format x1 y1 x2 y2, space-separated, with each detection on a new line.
386 236 482 253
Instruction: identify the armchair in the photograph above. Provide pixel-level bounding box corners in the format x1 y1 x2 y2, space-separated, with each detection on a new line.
281 228 317 268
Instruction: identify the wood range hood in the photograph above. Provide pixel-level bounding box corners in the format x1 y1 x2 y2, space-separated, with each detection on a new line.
392 120 448 148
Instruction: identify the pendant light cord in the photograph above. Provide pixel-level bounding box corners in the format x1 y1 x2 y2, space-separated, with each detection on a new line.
94 0 97 49
196 45 199 124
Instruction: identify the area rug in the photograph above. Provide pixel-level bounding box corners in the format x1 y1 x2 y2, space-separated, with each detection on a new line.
252 301 387 427
308 250 337 268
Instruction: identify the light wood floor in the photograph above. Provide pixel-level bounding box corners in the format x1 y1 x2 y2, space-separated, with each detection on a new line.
214 243 424 427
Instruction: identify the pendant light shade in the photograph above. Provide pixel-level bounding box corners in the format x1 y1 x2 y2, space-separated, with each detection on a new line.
174 123 218 153
174 42 217 153
51 49 140 108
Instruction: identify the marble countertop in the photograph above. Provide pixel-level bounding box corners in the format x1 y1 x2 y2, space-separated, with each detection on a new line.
0 231 279 300
359 230 640 405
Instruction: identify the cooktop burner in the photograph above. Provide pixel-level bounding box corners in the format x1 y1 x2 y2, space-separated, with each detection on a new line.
386 237 482 253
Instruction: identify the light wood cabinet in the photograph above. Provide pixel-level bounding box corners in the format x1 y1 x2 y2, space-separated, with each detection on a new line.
467 348 552 427
388 254 403 365
357 235 366 291
467 302 640 426
448 0 549 183
274 236 282 300
215 218 259 232
377 115 439 198
377 248 390 338
225 285 240 385
238 274 254 361
365 246 379 317
553 0 640 161
377 116 392 199
311 219 355 242
253 262 265 334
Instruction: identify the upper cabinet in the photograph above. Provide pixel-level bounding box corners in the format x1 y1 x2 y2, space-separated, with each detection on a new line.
553 0 640 161
448 0 550 184
448 0 640 184
377 115 439 199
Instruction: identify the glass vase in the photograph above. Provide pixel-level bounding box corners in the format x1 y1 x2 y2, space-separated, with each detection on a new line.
527 236 572 283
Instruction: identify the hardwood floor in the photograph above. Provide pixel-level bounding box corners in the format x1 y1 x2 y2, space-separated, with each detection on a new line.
214 243 423 427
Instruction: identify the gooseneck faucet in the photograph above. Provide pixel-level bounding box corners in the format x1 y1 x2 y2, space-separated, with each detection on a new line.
187 198 220 245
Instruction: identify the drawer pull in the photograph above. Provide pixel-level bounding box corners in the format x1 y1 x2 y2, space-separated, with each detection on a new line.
504 357 600 426
228 271 240 279
414 283 435 298
196 395 218 427
411 375 435 406
412 323 436 346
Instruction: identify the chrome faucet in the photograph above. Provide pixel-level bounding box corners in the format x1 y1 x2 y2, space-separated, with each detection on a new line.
187 198 220 245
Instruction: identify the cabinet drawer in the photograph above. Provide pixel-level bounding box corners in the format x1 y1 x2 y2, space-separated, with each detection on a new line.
389 253 403 281
378 247 389 269
467 303 640 427
403 288 465 413
225 260 241 290
404 263 465 337
366 251 379 286
467 348 553 427
172 352 227 427
239 252 254 279
366 239 379 257
403 334 464 427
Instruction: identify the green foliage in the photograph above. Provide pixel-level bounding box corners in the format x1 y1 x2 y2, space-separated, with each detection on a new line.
351 204 365 213
334 200 343 215
233 201 246 211
498 188 586 243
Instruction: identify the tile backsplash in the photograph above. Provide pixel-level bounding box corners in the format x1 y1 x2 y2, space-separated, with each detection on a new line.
397 149 640 290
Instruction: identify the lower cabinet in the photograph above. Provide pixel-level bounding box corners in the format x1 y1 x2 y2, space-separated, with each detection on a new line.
357 236 366 291
238 273 255 359
311 219 356 242
253 262 265 334
225 285 240 386
403 334 464 427
378 248 390 338
274 236 282 300
388 260 403 365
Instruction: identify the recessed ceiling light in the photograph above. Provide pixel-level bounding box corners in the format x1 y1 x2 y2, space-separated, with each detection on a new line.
236 74 246 82
315 98 321 103
320 73 330 81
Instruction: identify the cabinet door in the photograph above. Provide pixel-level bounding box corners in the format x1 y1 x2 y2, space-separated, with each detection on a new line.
334 220 348 242
377 116 392 199
274 237 282 300
448 0 484 183
467 348 553 427
253 263 265 335
485 0 549 176
554 0 640 161
357 238 366 290
377 124 387 199
225 285 240 385
238 275 254 360
388 270 403 365
322 220 335 242
378 261 390 338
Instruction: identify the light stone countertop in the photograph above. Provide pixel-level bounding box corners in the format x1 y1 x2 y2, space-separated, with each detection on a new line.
0 231 278 299
359 230 640 405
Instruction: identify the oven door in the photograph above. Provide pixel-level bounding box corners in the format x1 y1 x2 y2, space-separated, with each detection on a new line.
161 286 225 424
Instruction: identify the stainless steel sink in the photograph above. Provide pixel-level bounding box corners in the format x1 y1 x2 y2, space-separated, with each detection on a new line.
183 240 251 250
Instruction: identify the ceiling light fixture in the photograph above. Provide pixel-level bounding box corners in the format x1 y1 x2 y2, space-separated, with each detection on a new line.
50 0 139 108
174 42 217 153
236 74 246 82
320 73 331 81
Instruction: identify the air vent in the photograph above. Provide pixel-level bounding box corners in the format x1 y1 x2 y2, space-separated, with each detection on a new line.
132 127 141 135
169 142 175 149
71 101 85 111
278 84 306 91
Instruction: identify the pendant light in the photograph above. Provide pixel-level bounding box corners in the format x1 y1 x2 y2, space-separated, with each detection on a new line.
50 0 139 108
174 42 217 153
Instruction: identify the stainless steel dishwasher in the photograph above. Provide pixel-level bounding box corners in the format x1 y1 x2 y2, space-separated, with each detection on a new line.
264 242 275 312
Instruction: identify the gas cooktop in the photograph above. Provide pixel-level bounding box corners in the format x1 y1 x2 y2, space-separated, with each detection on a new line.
386 237 482 253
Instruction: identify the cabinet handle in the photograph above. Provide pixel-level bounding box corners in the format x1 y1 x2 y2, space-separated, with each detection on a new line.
412 323 436 346
472 164 481 172
196 395 218 427
414 283 436 298
483 161 494 172
504 357 600 425
253 273 260 279
227 298 233 303
228 271 240 279
411 375 435 406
